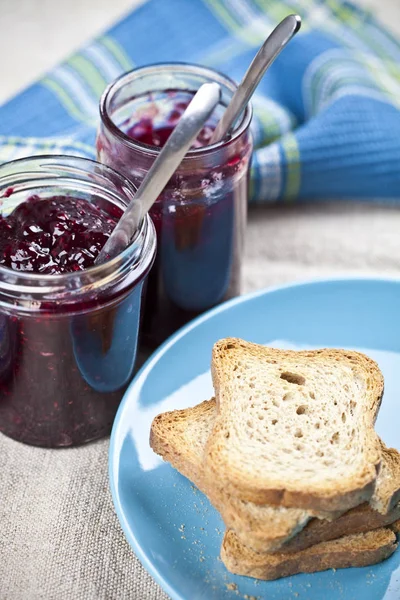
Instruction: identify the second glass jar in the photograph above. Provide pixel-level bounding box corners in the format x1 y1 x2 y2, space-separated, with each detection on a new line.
97 63 253 348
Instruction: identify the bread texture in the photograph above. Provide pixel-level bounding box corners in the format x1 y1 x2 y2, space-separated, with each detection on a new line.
150 399 321 552
389 519 400 535
371 444 400 514
221 528 397 580
205 339 384 511
150 399 400 553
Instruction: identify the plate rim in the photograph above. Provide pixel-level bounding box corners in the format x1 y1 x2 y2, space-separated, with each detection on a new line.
109 275 400 600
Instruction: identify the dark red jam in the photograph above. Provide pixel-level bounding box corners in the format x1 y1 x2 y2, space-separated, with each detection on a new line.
125 96 214 149
0 194 151 447
97 87 252 349
0 195 119 274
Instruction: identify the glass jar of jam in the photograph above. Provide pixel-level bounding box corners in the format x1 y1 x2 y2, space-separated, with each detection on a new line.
96 63 253 349
0 156 156 447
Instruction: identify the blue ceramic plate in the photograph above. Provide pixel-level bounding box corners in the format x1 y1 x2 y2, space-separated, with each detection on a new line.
109 278 400 600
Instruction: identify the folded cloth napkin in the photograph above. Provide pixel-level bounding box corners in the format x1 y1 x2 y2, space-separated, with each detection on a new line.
1 0 400 203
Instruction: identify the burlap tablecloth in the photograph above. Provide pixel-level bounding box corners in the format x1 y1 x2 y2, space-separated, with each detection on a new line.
2 202 400 600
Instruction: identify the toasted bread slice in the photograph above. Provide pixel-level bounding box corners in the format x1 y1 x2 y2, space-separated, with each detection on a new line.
282 439 400 554
150 399 324 552
205 340 384 511
280 500 400 554
150 399 399 553
221 528 397 581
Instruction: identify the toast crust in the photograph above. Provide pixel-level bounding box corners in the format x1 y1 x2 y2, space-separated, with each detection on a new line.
371 445 400 514
221 528 397 580
205 340 384 511
280 501 400 554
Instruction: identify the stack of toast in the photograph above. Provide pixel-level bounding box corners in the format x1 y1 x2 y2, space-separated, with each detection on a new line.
150 338 400 580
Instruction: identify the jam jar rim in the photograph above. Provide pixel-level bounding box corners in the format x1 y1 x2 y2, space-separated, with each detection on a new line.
0 154 156 304
99 61 253 158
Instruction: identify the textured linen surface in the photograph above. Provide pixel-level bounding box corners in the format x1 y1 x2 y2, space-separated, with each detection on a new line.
2 1 400 600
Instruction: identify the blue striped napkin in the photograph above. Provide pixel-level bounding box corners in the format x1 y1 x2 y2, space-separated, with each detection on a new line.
1 0 400 202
